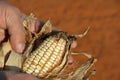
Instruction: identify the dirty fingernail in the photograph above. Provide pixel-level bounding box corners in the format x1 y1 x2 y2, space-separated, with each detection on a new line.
16 43 25 53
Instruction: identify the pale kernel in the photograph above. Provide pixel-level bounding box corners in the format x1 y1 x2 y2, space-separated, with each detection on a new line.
31 64 36 69
26 69 33 74
40 59 46 64
46 52 51 56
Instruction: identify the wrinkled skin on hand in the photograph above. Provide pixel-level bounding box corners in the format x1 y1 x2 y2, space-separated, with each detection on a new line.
0 0 40 53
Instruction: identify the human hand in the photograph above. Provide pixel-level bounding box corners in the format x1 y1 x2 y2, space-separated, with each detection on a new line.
0 71 40 80
0 1 76 79
0 1 39 53
0 1 41 79
0 0 77 53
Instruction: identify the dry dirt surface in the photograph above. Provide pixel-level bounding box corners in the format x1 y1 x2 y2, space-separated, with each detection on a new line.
6 0 120 80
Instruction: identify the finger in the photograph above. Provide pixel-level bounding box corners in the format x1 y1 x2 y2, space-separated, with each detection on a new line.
0 29 5 43
30 19 40 32
71 41 77 48
0 71 39 80
6 7 26 53
10 73 39 80
31 21 60 33
68 56 74 65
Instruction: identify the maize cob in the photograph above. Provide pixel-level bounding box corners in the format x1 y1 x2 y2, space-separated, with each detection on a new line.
21 14 96 79
0 14 96 80
22 32 75 78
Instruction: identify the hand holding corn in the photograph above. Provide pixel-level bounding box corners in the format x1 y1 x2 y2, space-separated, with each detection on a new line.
0 0 40 53
0 1 77 80
0 1 42 80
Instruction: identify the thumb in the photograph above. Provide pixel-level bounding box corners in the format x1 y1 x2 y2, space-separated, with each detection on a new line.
6 7 26 53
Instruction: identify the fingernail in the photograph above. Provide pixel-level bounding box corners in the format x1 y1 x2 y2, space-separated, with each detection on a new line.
68 56 74 65
17 43 25 53
71 41 77 48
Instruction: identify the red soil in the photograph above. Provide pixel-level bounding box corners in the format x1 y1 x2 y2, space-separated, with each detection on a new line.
6 0 120 80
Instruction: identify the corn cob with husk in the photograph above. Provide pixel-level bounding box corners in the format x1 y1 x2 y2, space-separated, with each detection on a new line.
21 14 97 80
0 14 97 80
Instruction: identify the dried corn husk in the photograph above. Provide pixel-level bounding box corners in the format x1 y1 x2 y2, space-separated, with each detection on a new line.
0 14 97 80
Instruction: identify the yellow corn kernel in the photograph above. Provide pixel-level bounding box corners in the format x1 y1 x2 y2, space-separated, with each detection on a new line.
22 36 66 78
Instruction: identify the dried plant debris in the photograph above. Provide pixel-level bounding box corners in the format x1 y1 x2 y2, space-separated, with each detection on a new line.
0 14 97 80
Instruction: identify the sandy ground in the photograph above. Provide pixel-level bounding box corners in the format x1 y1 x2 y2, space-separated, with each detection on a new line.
6 0 120 80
